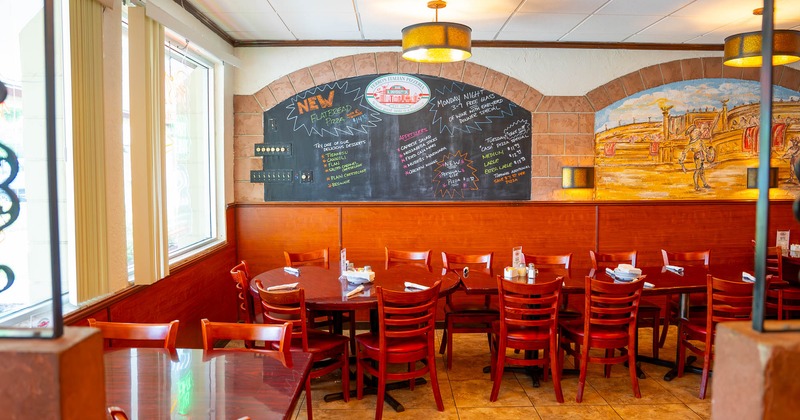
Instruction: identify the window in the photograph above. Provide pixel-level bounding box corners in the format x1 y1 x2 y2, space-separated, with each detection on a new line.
163 33 217 260
0 0 68 326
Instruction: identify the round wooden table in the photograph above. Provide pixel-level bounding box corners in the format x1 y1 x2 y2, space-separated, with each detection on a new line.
249 263 460 312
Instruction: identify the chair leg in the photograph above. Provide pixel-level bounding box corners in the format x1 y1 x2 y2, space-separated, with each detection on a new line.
408 362 415 390
658 311 671 348
356 352 365 400
576 345 589 403
489 342 505 402
652 315 660 359
699 351 711 399
550 340 564 404
439 320 448 355
428 351 445 411
604 349 613 378
445 317 454 369
627 344 641 398
342 346 350 403
305 378 314 420
376 360 387 420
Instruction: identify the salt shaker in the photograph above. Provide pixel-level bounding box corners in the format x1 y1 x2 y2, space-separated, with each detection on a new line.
528 263 536 279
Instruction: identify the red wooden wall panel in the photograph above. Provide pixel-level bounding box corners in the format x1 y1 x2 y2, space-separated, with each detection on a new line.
235 205 340 274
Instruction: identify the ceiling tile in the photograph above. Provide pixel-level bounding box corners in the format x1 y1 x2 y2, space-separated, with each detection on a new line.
596 0 694 16
562 14 663 42
518 0 608 14
502 13 587 34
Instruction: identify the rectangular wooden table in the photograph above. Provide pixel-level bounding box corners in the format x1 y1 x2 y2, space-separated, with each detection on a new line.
104 348 312 420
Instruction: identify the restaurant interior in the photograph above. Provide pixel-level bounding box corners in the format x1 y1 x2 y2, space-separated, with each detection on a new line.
2 0 800 419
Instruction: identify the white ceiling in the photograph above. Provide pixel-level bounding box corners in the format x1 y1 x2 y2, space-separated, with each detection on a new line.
185 0 800 46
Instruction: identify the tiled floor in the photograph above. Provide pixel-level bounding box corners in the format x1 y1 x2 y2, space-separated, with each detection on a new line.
290 326 712 419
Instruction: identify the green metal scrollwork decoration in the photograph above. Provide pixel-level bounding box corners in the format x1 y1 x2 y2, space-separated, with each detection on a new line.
0 142 20 232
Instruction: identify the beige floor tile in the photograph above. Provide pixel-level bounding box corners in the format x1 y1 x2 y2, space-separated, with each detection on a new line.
685 402 712 419
457 406 542 420
450 378 530 407
611 403 702 419
382 408 459 419
444 355 493 381
588 376 681 405
521 374 608 406
535 404 622 420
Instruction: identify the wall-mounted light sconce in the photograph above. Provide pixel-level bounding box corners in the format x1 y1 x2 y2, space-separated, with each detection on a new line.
746 167 779 189
562 166 595 189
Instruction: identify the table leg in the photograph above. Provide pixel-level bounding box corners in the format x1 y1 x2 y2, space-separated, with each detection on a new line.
323 373 427 412
663 292 700 381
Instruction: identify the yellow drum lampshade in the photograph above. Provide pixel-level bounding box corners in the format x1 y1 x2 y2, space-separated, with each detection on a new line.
723 30 800 67
402 22 472 63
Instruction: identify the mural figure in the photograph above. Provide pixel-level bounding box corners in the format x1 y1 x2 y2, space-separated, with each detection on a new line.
784 137 800 184
678 124 711 191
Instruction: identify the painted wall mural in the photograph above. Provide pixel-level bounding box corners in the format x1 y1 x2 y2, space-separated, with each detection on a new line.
594 79 800 200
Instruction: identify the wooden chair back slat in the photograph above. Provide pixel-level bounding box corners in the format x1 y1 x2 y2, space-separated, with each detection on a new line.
284 248 330 269
497 277 561 330
661 249 710 267
442 251 493 275
385 247 432 271
522 253 572 269
590 250 637 270
88 318 179 350
377 283 441 341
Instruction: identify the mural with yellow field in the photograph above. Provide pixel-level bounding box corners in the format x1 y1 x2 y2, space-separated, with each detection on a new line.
595 79 800 200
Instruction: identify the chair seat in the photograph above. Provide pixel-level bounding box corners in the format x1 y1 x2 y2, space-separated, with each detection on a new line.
491 320 550 342
560 319 629 341
282 330 349 355
355 332 427 354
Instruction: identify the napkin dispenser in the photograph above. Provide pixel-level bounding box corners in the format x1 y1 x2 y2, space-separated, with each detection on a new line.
343 270 375 284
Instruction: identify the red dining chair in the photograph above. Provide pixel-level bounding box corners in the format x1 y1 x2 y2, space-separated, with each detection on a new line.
385 247 432 271
660 249 710 346
677 275 754 399
88 318 179 351
439 251 496 369
256 281 350 419
285 248 356 353
355 282 444 420
230 261 258 324
523 253 572 269
590 250 662 359
200 318 293 365
490 276 564 403
559 276 645 403
284 248 330 269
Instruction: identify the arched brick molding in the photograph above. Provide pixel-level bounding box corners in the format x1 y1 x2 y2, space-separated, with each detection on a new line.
585 57 800 112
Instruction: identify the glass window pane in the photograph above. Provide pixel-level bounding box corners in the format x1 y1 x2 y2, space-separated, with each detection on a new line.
164 40 214 257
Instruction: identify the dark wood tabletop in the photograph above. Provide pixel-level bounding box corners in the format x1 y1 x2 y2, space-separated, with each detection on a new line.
250 262 460 311
104 348 312 420
458 262 763 296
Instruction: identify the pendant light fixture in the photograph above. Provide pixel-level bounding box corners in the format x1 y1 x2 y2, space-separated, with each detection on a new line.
402 1 472 63
723 8 800 67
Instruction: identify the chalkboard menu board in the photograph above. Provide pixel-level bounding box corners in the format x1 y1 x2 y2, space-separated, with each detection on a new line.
252 74 532 201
